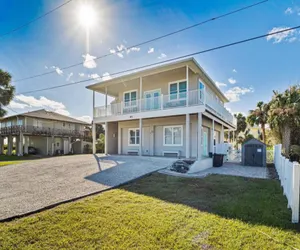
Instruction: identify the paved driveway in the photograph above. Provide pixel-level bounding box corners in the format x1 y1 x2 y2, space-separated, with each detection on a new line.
0 155 174 220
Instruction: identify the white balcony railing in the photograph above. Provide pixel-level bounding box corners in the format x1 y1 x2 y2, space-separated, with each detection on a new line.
94 89 236 127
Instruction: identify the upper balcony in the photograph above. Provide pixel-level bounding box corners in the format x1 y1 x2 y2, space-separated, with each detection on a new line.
94 89 237 128
88 58 237 128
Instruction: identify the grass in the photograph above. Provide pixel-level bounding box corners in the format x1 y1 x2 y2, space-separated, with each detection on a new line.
0 173 300 249
0 155 33 167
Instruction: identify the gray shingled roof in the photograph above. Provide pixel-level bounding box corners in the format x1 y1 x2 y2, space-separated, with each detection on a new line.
1 109 90 125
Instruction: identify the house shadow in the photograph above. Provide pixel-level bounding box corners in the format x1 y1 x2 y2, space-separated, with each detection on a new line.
117 172 300 233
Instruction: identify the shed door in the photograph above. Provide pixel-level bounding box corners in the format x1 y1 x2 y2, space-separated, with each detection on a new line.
245 144 263 166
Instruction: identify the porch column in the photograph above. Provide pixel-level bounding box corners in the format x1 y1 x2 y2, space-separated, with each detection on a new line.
139 118 142 156
105 87 108 117
68 137 71 154
7 135 13 155
186 65 189 107
211 119 215 154
139 77 143 111
228 130 231 143
24 136 29 154
15 136 19 155
18 132 23 156
51 136 55 155
118 124 121 154
105 122 108 155
92 90 95 117
233 131 235 145
186 114 190 158
197 112 202 160
221 124 224 143
0 136 3 154
92 122 96 154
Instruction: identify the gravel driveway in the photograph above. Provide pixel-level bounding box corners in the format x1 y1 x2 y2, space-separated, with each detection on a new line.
0 155 174 221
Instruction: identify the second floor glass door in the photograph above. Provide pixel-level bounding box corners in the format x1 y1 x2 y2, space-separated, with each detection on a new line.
144 89 161 111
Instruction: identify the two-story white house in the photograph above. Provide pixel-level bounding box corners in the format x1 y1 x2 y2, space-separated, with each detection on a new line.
87 58 236 161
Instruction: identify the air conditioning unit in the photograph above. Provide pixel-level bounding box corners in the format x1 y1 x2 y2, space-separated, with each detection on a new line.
163 151 180 158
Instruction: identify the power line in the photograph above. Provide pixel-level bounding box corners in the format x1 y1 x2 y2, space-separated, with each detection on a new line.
0 0 74 39
12 0 268 83
15 25 300 95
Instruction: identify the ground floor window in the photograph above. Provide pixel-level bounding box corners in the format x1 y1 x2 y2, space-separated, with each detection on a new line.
128 128 140 145
163 125 183 146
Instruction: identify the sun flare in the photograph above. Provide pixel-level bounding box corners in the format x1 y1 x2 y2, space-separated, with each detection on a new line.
79 5 96 28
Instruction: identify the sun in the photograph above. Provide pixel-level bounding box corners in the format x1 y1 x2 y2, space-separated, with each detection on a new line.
78 5 96 28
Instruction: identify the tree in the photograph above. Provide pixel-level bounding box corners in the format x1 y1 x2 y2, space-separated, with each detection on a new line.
0 69 15 117
247 101 269 144
229 113 247 142
268 85 300 154
96 124 105 139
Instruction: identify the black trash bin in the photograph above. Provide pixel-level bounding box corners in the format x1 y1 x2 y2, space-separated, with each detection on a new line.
213 154 224 167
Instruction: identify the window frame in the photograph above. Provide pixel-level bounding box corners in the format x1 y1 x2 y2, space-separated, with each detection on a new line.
123 90 138 107
163 125 183 146
128 128 140 146
168 79 187 101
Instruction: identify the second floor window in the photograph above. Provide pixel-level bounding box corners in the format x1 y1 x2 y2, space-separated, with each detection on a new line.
169 81 187 100
17 120 23 126
124 91 137 107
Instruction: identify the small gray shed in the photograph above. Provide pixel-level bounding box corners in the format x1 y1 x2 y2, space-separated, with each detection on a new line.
242 138 266 167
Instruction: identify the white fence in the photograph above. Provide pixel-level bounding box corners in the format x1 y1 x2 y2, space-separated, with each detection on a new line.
274 144 300 223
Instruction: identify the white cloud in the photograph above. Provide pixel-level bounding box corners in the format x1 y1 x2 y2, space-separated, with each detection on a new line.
225 87 253 102
76 115 92 123
228 77 237 84
102 72 112 81
88 73 101 80
215 81 227 88
117 44 126 51
285 7 293 14
44 66 48 69
109 49 116 54
16 95 66 110
51 66 63 76
66 72 73 81
55 109 70 116
148 47 154 53
78 73 85 77
8 100 29 109
266 26 296 43
158 53 167 59
232 69 237 73
288 37 297 43
116 52 124 58
82 53 97 69
129 47 140 52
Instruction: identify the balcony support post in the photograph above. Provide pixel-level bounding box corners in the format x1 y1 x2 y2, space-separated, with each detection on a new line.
51 136 55 156
92 122 96 154
105 122 108 155
118 123 121 154
186 65 189 107
186 113 190 159
221 124 224 143
197 112 202 160
0 136 3 155
105 87 108 117
139 118 143 156
18 132 23 156
7 135 13 156
139 77 143 111
211 119 215 154
93 90 95 117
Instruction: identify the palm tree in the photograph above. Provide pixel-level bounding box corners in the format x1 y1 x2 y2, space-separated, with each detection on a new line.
0 69 15 117
268 85 300 154
247 101 269 144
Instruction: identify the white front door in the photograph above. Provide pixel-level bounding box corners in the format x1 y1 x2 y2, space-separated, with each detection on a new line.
144 89 161 110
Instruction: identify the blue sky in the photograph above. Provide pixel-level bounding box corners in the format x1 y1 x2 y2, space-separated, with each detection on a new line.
1 0 300 122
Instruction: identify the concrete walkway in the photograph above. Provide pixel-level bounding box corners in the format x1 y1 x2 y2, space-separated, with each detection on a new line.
160 162 268 179
0 155 174 221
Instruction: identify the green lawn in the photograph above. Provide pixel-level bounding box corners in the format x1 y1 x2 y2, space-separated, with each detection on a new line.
0 155 34 167
0 173 300 249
